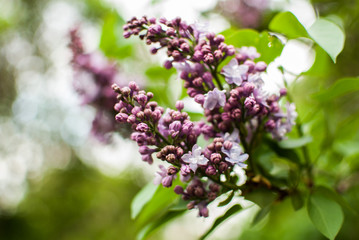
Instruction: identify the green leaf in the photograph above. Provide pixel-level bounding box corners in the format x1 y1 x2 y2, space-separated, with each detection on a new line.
269 11 309 39
136 210 185 240
245 188 276 208
307 190 344 240
224 29 284 64
252 204 271 226
313 77 359 102
290 190 304 211
99 12 132 59
307 18 345 63
200 204 242 240
264 138 302 165
218 191 234 207
131 182 159 219
279 136 313 149
135 179 182 228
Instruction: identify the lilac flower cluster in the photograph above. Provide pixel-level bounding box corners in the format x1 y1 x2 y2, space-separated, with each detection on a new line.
69 28 129 141
116 17 297 217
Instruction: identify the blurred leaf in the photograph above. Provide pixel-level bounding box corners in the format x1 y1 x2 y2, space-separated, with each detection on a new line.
131 182 159 219
224 29 284 64
245 188 276 208
264 138 302 165
218 191 234 207
252 204 271 226
137 209 185 240
308 18 345 63
290 190 304 211
269 12 309 39
307 189 344 240
313 77 359 102
304 45 331 77
135 178 182 228
99 12 133 59
200 204 242 240
279 136 313 149
315 186 357 215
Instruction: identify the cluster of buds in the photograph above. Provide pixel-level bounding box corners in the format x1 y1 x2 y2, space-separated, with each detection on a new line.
114 17 298 217
69 28 129 141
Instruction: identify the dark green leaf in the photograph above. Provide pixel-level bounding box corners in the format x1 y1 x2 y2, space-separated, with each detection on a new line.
131 182 159 219
269 12 309 39
307 18 345 63
218 191 234 207
200 204 242 240
245 188 276 208
307 190 344 240
279 136 313 149
290 190 304 211
264 138 302 165
252 204 271 226
313 77 359 102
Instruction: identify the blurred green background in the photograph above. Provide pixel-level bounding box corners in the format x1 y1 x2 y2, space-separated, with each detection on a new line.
0 0 359 239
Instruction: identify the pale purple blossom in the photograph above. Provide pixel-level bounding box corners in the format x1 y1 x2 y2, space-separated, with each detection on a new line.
221 143 248 168
182 144 209 172
223 128 241 143
286 102 298 127
203 88 226 110
248 73 264 88
222 59 249 85
239 46 260 60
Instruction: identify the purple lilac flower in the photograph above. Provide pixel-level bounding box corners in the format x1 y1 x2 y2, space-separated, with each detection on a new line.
238 46 260 60
203 88 226 110
182 144 209 172
222 143 249 167
222 59 249 85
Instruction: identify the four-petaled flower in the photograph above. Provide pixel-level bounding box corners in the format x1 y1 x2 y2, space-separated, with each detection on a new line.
203 88 226 110
182 144 209 172
222 59 249 85
222 143 249 168
239 46 260 60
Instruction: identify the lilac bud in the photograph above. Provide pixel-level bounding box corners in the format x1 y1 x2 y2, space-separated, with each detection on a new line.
169 121 182 132
194 187 205 197
175 101 184 111
136 123 149 132
187 201 195 210
123 31 132 38
180 42 190 52
177 147 184 156
192 50 203 62
166 27 176 36
139 146 150 154
221 112 231 121
136 93 148 106
164 60 172 69
202 72 212 83
226 45 235 56
265 119 276 130
199 205 209 217
244 60 255 72
121 87 131 96
114 102 124 112
231 108 241 120
194 94 205 105
204 53 214 64
243 83 255 95
148 24 162 34
159 17 167 24
182 121 194 135
149 17 156 24
280 88 287 96
131 106 142 115
223 141 233 150
255 61 267 72
219 162 228 172
162 176 174 188
142 154 153 164
115 113 128 122
129 81 139 91
206 32 215 40
127 114 137 124
151 110 162 121
214 50 223 60
214 34 225 43
206 165 217 175
150 47 158 54
144 109 152 118
168 166 178 175
174 185 184 194
210 153 222 164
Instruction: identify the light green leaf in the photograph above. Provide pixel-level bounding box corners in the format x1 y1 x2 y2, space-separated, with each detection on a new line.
200 204 242 240
307 190 344 240
279 136 313 149
307 18 345 63
313 77 359 102
269 11 309 39
252 204 271 226
131 182 159 219
224 29 284 64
